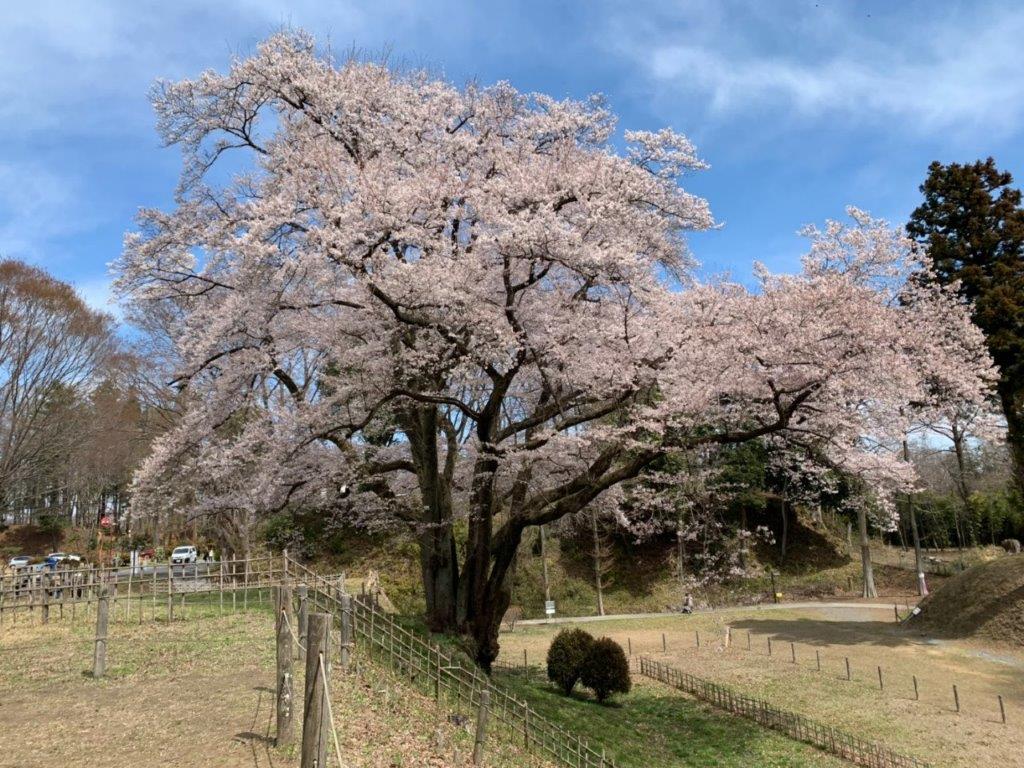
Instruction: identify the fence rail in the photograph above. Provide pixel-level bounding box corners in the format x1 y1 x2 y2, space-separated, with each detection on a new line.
0 555 283 623
638 656 929 768
284 555 614 768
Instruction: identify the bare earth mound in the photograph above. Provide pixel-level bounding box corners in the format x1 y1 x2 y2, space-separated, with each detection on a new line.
906 554 1024 644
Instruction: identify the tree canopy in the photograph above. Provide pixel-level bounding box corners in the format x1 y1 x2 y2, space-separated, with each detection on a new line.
908 158 1024 492
116 32 994 667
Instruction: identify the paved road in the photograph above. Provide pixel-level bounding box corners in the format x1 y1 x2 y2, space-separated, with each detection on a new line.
6 561 223 582
108 562 221 581
518 600 913 626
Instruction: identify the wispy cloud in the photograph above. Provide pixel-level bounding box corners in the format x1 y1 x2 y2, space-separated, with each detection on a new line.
75 275 121 319
0 161 94 261
606 1 1024 134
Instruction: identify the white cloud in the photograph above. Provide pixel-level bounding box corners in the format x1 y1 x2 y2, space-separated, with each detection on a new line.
75 276 121 320
607 1 1024 134
0 162 93 261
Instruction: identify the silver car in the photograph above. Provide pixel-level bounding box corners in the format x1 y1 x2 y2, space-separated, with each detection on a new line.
170 545 198 564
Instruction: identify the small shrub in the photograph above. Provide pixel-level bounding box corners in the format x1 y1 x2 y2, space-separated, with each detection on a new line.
580 637 631 703
502 605 523 632
546 628 594 694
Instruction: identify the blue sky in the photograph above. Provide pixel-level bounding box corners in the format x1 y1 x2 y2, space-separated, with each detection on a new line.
2 0 1023 317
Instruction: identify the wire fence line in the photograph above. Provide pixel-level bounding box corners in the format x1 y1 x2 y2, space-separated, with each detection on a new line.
284 554 614 768
9 551 937 768
0 555 284 625
637 656 930 768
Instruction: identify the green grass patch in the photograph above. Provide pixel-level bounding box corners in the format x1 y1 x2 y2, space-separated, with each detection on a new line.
499 673 843 767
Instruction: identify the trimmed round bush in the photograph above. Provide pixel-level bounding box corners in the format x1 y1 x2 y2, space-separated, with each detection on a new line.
546 628 594 694
580 637 631 703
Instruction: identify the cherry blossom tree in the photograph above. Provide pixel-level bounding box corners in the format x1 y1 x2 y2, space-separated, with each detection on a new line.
116 33 993 668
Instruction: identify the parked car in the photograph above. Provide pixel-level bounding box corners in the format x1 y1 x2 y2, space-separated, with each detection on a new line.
170 545 198 564
8 555 32 569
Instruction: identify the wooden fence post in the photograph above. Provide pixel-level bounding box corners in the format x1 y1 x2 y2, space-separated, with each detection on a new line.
92 586 110 678
41 573 50 624
953 685 960 713
845 657 851 681
339 594 352 673
913 675 919 701
167 564 174 621
523 699 530 748
473 688 491 766
301 613 331 768
275 587 294 747
434 644 441 700
790 642 796 664
297 585 309 662
999 695 1006 724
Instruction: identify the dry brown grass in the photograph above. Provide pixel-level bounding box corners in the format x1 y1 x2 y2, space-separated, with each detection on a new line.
907 554 1024 645
496 605 1024 768
0 609 544 768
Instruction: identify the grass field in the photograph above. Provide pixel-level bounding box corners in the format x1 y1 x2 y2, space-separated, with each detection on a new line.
498 673 845 767
0 602 544 768
496 604 1024 768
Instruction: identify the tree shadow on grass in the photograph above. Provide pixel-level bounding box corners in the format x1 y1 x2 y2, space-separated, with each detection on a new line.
505 677 832 767
729 618 916 648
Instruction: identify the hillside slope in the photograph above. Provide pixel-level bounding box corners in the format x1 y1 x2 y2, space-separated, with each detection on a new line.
905 553 1024 645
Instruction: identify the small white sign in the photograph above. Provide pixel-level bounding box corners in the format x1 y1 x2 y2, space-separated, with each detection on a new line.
545 600 556 616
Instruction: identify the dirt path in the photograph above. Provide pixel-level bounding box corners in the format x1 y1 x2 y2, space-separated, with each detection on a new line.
517 600 907 626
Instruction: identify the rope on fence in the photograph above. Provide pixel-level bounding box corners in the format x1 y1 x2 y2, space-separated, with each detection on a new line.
318 652 349 768
281 609 307 654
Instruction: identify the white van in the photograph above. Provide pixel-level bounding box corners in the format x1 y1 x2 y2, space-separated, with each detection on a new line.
170 545 198 564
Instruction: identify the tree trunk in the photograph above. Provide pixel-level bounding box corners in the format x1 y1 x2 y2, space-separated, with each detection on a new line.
419 526 458 630
903 439 927 597
677 515 687 596
951 427 970 551
405 404 459 631
539 525 551 604
591 511 605 617
458 526 522 671
737 508 747 571
909 502 928 596
858 505 877 599
997 381 1024 496
779 496 788 563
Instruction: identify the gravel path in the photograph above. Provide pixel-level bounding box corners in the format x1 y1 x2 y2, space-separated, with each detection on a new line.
518 600 910 626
